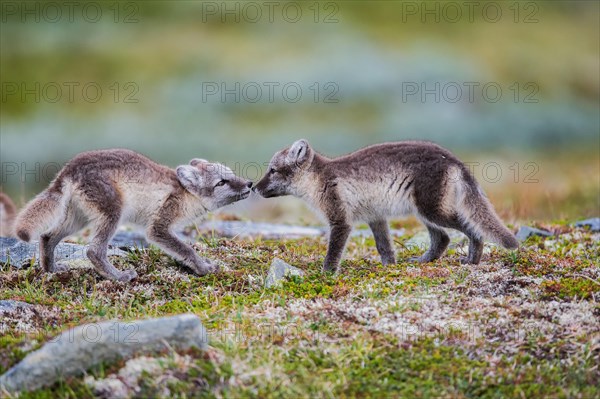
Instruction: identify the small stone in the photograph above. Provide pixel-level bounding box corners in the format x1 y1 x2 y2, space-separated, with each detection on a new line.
110 230 148 250
516 226 553 241
0 314 208 393
573 217 600 232
0 300 33 314
85 375 129 399
265 258 305 288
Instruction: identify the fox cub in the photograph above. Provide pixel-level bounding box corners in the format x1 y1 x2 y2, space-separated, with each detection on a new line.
255 139 518 272
15 149 252 282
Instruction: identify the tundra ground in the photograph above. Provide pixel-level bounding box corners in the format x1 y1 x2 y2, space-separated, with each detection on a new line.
1 222 599 398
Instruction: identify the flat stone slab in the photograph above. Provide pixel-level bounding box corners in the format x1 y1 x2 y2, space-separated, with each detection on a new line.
573 217 600 232
0 314 208 393
109 230 149 250
516 226 553 241
351 228 406 238
199 221 324 239
265 258 305 288
0 237 126 269
198 221 404 239
404 230 466 251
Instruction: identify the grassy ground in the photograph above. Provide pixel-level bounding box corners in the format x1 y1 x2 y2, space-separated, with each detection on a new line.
1 221 599 398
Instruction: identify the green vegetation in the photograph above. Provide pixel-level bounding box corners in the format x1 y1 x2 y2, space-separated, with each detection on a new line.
1 222 598 397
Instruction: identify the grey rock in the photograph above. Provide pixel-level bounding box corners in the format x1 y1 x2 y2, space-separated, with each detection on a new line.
574 217 600 232
0 237 126 269
109 230 148 250
0 300 33 314
0 314 207 393
404 231 430 250
265 258 305 288
516 226 553 241
200 221 325 239
199 221 405 240
404 230 466 251
0 237 86 268
351 228 405 238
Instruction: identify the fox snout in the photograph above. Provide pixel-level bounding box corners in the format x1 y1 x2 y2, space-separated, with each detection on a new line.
252 178 273 198
240 181 253 198
239 179 253 193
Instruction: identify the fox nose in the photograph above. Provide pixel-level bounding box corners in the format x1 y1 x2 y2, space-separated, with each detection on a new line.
247 181 253 188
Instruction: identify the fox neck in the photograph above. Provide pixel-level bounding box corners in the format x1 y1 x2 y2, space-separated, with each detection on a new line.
181 191 211 219
291 153 331 210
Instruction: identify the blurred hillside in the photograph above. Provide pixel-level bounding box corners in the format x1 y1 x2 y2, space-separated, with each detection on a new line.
1 0 598 220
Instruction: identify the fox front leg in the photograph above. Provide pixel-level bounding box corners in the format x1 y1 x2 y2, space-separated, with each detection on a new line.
323 222 352 273
147 224 219 276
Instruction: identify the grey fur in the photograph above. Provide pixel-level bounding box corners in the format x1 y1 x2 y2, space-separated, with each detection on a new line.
14 149 252 281
255 139 518 272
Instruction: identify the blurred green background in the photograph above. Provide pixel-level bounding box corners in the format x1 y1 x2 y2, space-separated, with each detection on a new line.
1 0 598 223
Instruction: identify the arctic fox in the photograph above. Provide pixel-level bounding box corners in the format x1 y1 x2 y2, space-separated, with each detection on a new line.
15 149 252 281
254 139 518 272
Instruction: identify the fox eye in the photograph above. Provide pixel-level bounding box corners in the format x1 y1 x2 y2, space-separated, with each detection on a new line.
215 180 228 187
269 168 276 174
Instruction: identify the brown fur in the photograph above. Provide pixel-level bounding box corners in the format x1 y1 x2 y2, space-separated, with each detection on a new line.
255 139 518 272
0 192 17 237
14 149 252 281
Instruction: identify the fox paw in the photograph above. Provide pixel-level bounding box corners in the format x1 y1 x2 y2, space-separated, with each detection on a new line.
409 253 440 263
322 263 338 273
459 257 480 265
192 259 220 276
116 269 138 282
49 262 70 273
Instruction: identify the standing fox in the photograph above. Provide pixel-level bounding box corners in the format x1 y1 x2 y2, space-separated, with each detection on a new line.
15 149 252 282
255 139 518 272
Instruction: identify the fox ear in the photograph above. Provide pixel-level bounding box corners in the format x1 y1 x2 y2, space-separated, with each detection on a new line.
190 158 208 167
177 165 204 192
287 139 311 165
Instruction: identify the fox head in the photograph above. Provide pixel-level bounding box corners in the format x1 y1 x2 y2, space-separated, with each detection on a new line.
176 159 252 210
254 139 314 198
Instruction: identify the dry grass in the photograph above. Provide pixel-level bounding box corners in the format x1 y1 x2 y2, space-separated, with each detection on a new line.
0 220 598 398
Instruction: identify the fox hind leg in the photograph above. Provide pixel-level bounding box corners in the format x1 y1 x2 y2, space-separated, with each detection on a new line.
80 185 137 282
434 215 484 264
421 215 484 265
414 223 450 263
40 229 74 273
86 210 137 282
459 226 483 265
39 206 85 272
368 220 396 265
